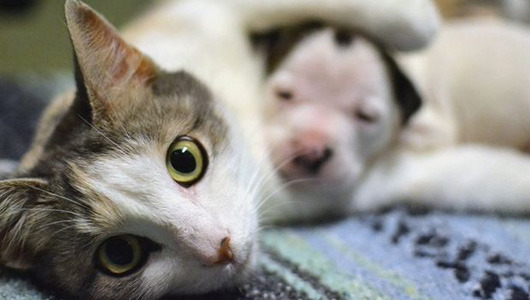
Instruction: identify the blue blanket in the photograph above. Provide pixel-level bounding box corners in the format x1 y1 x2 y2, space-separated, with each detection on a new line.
1 208 529 299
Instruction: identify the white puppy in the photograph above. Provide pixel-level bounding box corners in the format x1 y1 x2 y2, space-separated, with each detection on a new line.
262 20 530 223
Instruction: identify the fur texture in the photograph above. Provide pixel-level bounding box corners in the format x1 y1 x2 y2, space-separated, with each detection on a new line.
356 20 530 212
259 27 421 222
1 1 258 299
0 0 441 298
259 20 530 223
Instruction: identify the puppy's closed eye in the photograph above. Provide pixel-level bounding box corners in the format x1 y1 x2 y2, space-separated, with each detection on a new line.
334 29 356 47
276 88 294 102
355 109 379 124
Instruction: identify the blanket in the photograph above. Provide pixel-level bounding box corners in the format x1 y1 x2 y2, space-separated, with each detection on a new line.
1 208 529 300
1 79 529 300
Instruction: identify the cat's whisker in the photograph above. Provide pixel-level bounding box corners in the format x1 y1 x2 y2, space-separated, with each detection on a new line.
229 144 261 210
78 115 130 156
17 207 85 218
27 185 89 210
45 223 84 241
255 177 314 215
107 102 134 140
246 143 279 181
248 148 307 202
35 219 75 230
256 223 277 232
256 201 286 221
244 151 274 196
33 220 77 238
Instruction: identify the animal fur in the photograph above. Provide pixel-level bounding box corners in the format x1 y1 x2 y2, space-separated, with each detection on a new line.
259 20 530 224
0 0 441 298
356 20 530 212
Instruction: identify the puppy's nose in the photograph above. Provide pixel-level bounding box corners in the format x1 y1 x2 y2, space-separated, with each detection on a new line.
214 237 234 265
293 147 333 174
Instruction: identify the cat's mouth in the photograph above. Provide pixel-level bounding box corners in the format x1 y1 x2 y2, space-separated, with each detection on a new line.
203 243 253 273
219 239 256 284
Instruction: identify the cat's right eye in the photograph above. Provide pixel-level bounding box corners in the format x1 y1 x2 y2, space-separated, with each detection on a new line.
166 136 208 187
96 235 147 276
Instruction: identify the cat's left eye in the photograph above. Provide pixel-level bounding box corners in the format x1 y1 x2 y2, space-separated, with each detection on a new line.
166 136 208 186
96 235 146 276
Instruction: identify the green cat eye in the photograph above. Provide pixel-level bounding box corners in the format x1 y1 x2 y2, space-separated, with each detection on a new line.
166 136 208 186
96 235 145 276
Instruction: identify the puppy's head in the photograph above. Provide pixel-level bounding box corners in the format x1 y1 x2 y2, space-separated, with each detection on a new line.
262 27 421 203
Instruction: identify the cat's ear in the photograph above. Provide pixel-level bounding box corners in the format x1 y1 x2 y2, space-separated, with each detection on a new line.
65 0 158 123
0 178 50 270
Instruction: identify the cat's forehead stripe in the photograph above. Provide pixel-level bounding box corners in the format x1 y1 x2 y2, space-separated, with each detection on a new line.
152 71 210 100
152 71 229 152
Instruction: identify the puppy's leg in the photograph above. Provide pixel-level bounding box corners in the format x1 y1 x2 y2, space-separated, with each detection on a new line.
231 0 441 51
354 145 530 213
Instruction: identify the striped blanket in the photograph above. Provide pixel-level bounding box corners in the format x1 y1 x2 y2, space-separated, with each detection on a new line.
1 209 530 300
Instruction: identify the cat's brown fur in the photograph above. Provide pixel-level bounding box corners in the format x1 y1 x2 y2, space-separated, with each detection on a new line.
0 1 253 299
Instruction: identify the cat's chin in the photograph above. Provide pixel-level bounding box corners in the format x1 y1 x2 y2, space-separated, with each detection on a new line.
210 241 258 289
164 265 252 296
163 242 257 296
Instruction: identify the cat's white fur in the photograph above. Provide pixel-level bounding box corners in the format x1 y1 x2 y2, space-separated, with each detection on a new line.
76 133 257 295
263 20 530 222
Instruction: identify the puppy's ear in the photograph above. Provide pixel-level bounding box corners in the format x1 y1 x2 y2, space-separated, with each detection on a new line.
0 178 50 270
252 22 324 74
65 0 158 125
382 52 422 124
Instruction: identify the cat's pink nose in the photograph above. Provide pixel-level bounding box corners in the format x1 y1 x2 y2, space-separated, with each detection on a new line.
196 236 234 266
214 237 234 265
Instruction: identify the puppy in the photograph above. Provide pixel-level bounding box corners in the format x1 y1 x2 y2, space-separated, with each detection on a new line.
261 20 530 223
258 25 420 222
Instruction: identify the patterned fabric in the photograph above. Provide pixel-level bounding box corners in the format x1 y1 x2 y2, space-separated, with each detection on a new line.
253 210 530 300
1 209 530 300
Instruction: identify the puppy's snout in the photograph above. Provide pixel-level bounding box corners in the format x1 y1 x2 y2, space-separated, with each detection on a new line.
293 146 333 174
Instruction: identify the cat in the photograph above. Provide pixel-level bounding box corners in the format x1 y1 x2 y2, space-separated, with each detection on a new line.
259 20 530 223
0 1 259 299
0 0 441 298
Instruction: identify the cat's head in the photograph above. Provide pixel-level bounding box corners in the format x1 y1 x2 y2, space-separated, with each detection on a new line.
0 1 258 298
